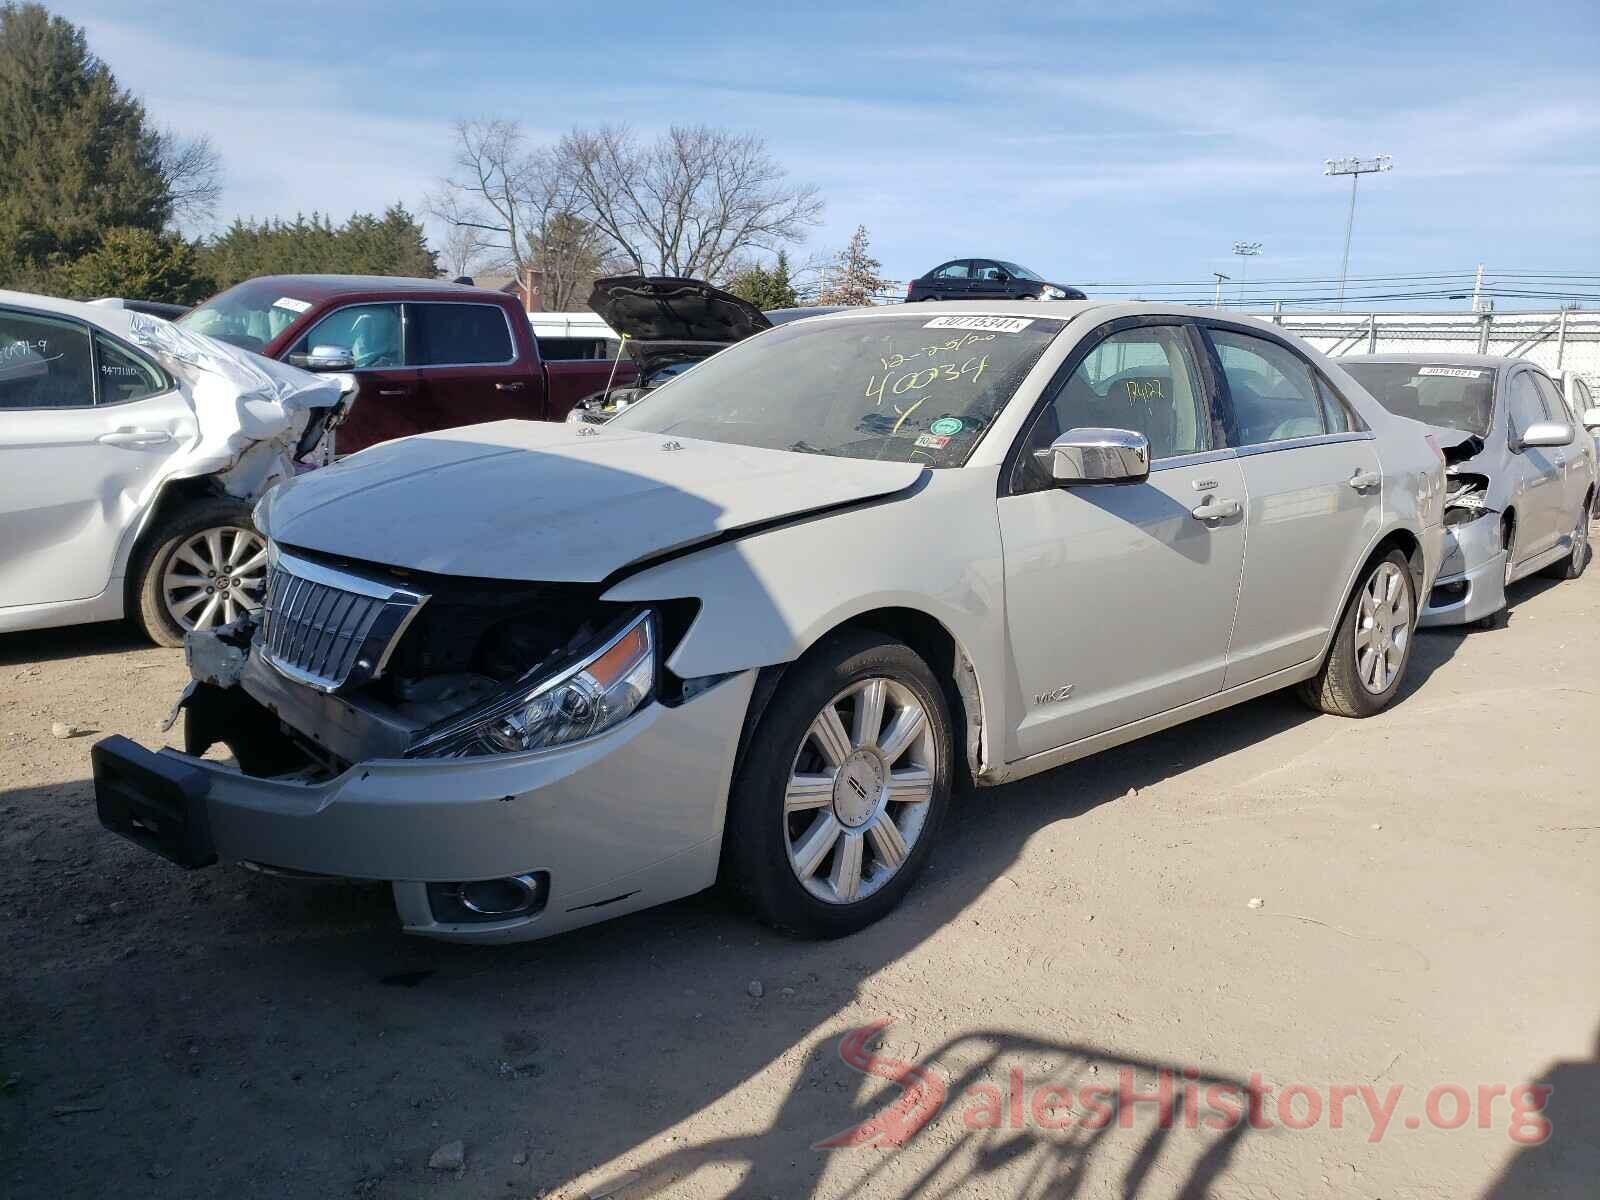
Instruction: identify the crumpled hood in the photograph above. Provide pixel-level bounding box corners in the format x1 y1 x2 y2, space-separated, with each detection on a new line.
256 420 925 581
587 276 770 346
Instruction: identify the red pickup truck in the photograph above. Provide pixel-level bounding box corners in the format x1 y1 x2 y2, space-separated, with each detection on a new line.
178 275 634 453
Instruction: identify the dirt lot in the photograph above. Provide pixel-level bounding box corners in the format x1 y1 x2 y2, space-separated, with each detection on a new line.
2 571 1596 1200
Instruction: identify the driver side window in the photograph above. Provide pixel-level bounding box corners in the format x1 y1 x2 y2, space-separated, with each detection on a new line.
1507 373 1548 441
287 303 403 369
1016 325 1210 490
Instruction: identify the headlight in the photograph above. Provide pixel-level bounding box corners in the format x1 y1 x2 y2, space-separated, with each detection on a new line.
1040 285 1067 300
407 611 655 757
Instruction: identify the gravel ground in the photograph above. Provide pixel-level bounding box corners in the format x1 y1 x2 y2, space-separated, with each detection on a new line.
2 571 1596 1199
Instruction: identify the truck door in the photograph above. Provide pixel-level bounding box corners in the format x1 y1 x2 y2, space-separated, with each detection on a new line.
285 302 418 454
407 301 547 438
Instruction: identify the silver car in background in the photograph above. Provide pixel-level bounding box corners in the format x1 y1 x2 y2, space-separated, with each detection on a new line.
1341 355 1596 627
95 303 1444 943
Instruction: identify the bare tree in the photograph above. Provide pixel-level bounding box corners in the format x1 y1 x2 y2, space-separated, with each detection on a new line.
556 124 822 280
153 129 222 230
437 220 492 280
429 119 539 276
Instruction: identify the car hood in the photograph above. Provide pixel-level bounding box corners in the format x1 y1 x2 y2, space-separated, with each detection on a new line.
256 420 925 582
587 276 771 346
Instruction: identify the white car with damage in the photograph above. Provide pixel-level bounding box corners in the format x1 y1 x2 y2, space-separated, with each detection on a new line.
0 291 351 645
94 303 1445 942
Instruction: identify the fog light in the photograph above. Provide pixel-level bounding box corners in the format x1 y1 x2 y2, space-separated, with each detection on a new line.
426 872 548 923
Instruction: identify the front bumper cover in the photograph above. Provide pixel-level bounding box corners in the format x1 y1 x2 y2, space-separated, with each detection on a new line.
93 669 755 942
1419 517 1506 627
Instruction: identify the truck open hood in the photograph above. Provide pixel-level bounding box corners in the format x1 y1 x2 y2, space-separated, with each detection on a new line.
587 276 770 347
255 420 925 582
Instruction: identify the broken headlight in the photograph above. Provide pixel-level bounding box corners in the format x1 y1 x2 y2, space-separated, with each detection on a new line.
406 611 655 757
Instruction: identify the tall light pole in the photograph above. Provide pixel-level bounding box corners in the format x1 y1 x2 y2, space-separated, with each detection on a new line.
1212 272 1231 307
1324 155 1393 309
1232 241 1261 305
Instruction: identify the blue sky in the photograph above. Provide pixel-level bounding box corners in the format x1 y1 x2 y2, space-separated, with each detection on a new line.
47 0 1600 304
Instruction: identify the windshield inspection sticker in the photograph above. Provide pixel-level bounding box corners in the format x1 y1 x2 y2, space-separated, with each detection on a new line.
929 417 964 436
1417 367 1484 378
273 297 312 314
915 433 951 449
923 315 1035 334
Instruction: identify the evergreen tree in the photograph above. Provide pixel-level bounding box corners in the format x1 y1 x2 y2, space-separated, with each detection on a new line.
198 205 437 290
0 3 170 284
817 227 886 306
54 226 210 305
728 249 800 310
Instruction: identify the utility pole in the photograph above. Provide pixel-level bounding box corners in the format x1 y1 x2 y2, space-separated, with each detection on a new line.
1324 155 1393 310
1212 272 1231 307
1232 241 1261 305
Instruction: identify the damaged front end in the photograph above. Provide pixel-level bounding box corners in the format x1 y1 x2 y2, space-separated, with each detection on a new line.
1421 435 1506 626
176 546 687 773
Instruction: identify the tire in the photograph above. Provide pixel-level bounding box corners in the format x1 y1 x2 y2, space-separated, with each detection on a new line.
1540 493 1592 580
1298 549 1417 718
130 497 268 647
722 629 954 938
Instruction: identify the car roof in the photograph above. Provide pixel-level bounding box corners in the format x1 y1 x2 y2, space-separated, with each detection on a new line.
1338 352 1527 371
0 288 137 336
218 274 507 301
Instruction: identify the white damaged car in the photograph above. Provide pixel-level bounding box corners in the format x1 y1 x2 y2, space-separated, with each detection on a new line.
0 291 351 645
94 303 1444 942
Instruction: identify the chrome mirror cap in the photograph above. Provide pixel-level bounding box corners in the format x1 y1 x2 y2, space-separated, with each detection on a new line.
1034 427 1151 485
1518 421 1575 449
306 344 357 371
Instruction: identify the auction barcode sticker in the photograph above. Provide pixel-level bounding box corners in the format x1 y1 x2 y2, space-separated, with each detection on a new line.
1417 366 1484 378
273 297 312 314
923 315 1035 333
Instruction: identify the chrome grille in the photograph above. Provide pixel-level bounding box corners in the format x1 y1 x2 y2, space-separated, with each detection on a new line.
260 549 428 693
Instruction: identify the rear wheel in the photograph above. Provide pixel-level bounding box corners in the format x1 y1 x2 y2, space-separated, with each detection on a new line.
131 498 267 647
1541 493 1592 580
1298 549 1416 718
722 630 953 937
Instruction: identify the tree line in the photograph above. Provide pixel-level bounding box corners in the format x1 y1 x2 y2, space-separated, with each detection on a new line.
2 2 889 311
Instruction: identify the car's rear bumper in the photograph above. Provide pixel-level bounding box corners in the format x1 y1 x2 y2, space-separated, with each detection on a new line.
93 670 755 942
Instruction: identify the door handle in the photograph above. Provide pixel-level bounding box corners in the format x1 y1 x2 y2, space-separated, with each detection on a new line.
1190 498 1241 521
97 429 172 448
377 387 409 397
1348 470 1381 491
494 381 526 392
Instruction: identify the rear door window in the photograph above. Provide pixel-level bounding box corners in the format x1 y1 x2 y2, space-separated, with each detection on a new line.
411 303 515 366
94 335 168 404
1533 373 1573 424
1205 328 1327 445
0 309 94 409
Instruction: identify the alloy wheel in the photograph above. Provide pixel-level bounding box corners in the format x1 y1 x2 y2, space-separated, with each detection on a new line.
1355 560 1411 695
783 678 936 905
162 526 268 632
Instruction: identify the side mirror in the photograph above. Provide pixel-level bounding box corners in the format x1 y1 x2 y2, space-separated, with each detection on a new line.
303 345 356 372
1517 421 1575 449
1582 406 1600 432
1034 427 1150 485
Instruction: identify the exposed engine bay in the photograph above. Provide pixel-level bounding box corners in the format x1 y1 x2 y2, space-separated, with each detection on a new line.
178 549 666 778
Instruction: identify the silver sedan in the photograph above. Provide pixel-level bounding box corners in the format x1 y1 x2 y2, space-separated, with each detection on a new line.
1341 354 1597 627
96 303 1446 942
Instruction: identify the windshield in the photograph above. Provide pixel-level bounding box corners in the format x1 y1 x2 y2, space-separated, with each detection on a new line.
178 279 313 353
607 314 1063 467
999 261 1045 282
1341 362 1496 437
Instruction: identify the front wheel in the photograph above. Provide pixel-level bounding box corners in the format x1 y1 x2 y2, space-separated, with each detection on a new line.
1541 494 1592 580
130 498 268 647
1298 549 1417 718
722 630 953 937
